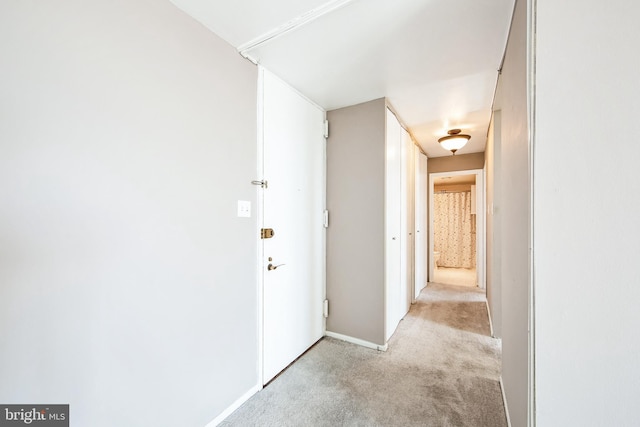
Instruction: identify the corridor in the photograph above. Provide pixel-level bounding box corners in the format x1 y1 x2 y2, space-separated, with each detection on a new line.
221 283 506 426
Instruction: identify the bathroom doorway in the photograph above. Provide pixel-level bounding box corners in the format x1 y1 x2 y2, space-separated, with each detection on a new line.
429 169 485 288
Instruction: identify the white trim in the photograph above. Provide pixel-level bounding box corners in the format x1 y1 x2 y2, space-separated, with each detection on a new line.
325 331 388 352
528 1 537 426
477 169 486 290
256 66 265 386
428 169 486 289
322 111 328 338
500 377 512 427
485 299 495 338
238 0 356 56
204 384 261 427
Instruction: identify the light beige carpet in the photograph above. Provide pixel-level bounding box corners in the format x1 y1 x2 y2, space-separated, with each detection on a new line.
220 283 506 427
432 267 477 287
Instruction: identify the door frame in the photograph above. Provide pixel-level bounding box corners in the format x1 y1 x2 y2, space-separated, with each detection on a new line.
256 66 265 388
413 147 428 300
428 168 485 288
256 66 327 386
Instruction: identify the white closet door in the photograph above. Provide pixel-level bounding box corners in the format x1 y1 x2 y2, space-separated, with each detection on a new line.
402 128 414 310
385 108 402 341
414 147 428 298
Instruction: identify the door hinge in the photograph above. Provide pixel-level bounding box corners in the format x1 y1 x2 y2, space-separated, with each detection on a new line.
323 299 329 318
323 120 329 138
323 210 329 228
261 228 275 239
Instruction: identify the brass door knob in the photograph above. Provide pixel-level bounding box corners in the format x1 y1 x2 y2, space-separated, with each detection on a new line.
267 263 285 271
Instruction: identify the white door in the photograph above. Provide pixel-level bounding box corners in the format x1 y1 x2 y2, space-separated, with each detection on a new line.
414 148 428 298
401 128 414 310
261 69 325 383
385 108 402 341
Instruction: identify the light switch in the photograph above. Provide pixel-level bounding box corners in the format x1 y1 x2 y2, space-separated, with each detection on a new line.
237 200 251 218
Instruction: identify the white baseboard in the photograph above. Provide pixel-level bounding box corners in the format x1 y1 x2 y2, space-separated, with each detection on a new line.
500 377 512 427
485 300 495 338
325 331 388 352
205 383 261 427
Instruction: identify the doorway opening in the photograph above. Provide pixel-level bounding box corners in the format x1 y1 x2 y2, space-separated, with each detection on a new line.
428 169 485 289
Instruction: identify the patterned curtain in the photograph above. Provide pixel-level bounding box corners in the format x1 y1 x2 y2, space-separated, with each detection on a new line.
434 191 476 268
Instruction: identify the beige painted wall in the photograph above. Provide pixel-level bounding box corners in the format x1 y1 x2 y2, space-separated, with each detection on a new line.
326 98 386 345
0 2 258 426
496 0 530 425
427 152 485 174
485 111 503 339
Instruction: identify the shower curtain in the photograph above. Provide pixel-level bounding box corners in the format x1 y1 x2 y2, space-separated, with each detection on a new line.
434 191 476 268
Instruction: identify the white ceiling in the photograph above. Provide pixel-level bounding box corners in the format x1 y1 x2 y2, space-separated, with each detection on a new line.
170 0 514 157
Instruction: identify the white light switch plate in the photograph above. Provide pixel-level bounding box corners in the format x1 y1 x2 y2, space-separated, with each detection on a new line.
237 200 251 218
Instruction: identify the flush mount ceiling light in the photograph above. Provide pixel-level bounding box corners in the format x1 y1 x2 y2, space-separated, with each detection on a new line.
438 129 471 155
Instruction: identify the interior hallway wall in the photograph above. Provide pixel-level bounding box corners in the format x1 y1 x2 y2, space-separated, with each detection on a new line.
534 0 640 425
414 149 428 297
326 98 386 346
427 152 485 175
485 112 503 338
0 2 258 426
495 0 530 425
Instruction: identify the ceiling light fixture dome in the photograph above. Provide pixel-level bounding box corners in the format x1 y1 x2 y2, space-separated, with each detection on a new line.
438 129 470 155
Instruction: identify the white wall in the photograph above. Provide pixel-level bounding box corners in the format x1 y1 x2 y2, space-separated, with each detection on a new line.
0 2 258 426
534 0 640 425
